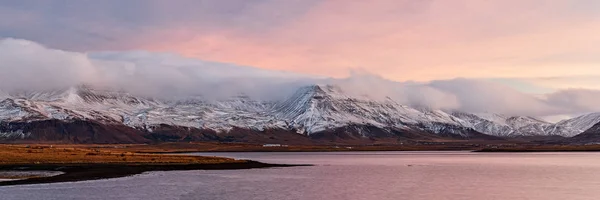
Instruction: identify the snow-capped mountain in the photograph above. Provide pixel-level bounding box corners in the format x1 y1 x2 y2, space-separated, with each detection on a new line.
0 84 598 142
450 112 557 137
545 113 600 137
449 111 600 138
569 121 600 144
272 85 472 136
0 86 159 123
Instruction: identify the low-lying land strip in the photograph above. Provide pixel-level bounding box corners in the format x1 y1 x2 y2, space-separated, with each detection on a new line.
475 144 600 152
0 144 297 186
90 142 493 153
88 142 586 153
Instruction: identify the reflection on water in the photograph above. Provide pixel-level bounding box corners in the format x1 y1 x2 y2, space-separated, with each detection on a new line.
0 170 64 181
2 151 600 200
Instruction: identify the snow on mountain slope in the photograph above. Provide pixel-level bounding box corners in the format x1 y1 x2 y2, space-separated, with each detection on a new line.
0 98 47 121
123 95 285 132
2 86 159 123
0 84 597 139
450 112 557 137
272 85 472 135
450 112 514 137
545 113 600 137
507 116 553 136
568 121 600 144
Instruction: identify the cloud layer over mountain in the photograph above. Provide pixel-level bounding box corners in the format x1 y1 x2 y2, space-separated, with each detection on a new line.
1 38 599 119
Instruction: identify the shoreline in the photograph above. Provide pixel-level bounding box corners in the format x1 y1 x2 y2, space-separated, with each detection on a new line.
0 144 310 186
0 161 306 186
474 148 600 152
98 142 600 154
6 143 600 154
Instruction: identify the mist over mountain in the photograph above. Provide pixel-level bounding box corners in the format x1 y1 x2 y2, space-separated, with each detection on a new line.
1 38 600 120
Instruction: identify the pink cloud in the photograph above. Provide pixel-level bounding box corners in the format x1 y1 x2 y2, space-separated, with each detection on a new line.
137 0 600 82
4 0 598 84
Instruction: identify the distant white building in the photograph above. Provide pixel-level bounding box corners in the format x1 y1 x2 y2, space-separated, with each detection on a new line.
263 144 287 147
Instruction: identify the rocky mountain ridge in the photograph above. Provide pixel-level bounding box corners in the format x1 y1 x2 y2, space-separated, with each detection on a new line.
1 84 599 143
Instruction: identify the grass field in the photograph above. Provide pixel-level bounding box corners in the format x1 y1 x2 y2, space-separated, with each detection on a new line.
0 144 241 165
0 144 293 186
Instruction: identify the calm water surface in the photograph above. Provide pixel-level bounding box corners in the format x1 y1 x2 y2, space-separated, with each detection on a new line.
2 151 600 200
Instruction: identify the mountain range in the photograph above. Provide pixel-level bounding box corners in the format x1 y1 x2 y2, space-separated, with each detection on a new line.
1 84 600 144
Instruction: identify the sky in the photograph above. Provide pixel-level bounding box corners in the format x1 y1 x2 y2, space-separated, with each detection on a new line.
1 0 600 120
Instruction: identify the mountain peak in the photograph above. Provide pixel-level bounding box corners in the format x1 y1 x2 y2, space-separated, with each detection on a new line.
307 84 344 97
313 84 342 92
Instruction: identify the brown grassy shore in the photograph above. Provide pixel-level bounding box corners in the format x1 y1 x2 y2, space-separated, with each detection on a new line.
0 144 300 186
